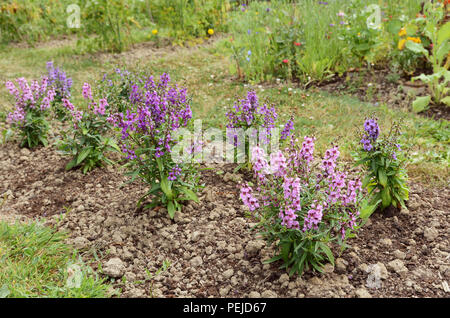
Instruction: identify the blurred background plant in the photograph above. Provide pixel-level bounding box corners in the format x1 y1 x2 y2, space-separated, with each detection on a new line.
219 0 425 84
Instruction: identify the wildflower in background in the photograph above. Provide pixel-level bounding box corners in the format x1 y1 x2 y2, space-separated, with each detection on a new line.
398 39 406 50
294 42 301 46
208 29 214 35
407 37 421 43
282 59 289 64
398 28 407 37
152 29 158 35
337 11 345 17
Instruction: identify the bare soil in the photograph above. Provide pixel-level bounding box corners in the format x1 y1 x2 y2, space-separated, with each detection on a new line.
0 139 449 298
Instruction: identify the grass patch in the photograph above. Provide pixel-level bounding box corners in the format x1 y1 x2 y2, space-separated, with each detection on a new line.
0 221 112 298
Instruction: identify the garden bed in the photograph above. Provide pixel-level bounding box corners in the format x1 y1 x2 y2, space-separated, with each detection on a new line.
1 142 448 298
317 67 450 122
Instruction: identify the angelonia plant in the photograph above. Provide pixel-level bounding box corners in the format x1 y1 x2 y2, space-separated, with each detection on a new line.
109 73 200 219
97 68 142 113
240 135 363 276
46 61 73 120
226 91 294 169
5 77 56 148
57 83 119 174
353 118 409 213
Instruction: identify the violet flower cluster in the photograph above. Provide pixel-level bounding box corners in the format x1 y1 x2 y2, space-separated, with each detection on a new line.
360 118 380 151
46 61 72 100
226 91 290 146
109 73 193 169
240 136 362 240
6 77 56 125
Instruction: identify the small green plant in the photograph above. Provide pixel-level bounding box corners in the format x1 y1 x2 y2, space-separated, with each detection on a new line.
144 260 171 298
353 118 409 213
57 83 119 173
404 2 450 112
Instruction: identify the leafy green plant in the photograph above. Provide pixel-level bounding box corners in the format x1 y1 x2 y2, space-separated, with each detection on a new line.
57 83 119 173
353 118 409 213
404 2 450 112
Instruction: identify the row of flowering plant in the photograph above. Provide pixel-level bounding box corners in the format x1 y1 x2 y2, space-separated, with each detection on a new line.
353 118 409 214
109 73 200 218
240 135 363 276
57 83 119 174
5 77 55 148
226 90 294 170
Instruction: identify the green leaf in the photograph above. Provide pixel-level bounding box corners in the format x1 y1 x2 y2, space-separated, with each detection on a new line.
179 187 199 202
359 198 380 220
76 147 92 165
381 187 392 209
436 41 450 65
412 95 431 113
437 22 450 45
280 241 291 262
318 242 334 265
441 96 450 106
405 41 428 57
65 157 78 171
160 177 174 200
378 168 387 188
167 201 176 219
263 255 282 264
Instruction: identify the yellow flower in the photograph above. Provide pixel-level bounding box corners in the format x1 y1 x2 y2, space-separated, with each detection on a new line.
398 28 407 37
208 29 214 35
407 36 421 43
398 39 406 50
152 29 158 35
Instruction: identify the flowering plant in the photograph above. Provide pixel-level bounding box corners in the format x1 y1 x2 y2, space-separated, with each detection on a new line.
97 68 143 114
46 61 73 120
5 77 55 148
57 83 119 173
110 73 199 219
226 91 294 169
353 118 409 213
241 136 363 276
